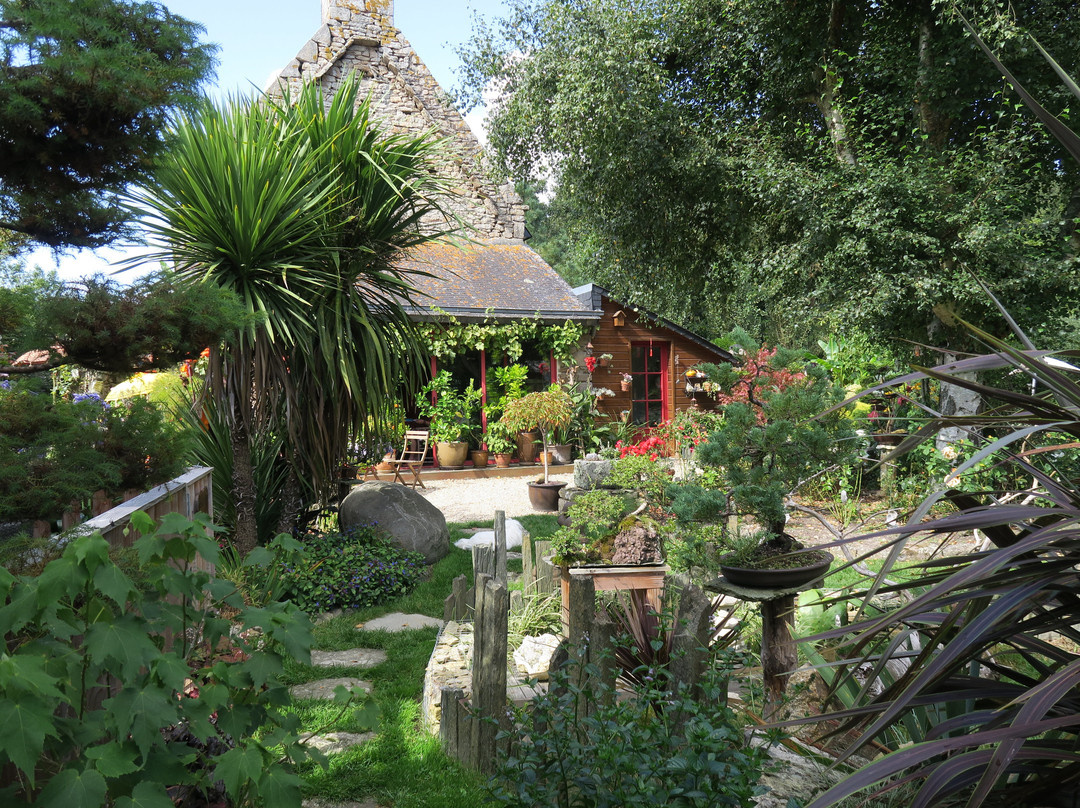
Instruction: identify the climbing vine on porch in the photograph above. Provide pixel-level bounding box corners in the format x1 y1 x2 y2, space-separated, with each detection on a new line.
419 308 587 363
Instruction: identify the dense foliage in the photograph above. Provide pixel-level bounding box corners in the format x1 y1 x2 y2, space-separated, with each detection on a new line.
0 511 318 806
265 526 425 615
488 651 768 807
0 387 188 524
0 0 216 248
461 0 1080 350
796 322 1080 806
0 273 243 375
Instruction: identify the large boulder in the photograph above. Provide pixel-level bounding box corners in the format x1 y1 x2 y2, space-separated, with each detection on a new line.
339 482 449 565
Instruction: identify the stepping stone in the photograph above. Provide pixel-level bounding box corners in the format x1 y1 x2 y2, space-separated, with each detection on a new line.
314 608 343 624
300 731 376 755
356 612 444 632
290 677 372 700
311 648 388 668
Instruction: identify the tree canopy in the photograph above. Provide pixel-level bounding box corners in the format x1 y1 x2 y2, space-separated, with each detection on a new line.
461 0 1080 352
0 0 216 249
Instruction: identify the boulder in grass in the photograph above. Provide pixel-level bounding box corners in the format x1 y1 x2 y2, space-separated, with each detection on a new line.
339 482 449 565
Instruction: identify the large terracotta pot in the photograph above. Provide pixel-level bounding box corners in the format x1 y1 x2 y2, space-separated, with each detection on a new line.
550 443 573 465
493 453 513 468
436 441 469 469
516 430 540 464
528 481 567 512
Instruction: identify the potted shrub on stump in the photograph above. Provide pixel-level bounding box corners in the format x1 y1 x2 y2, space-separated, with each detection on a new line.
416 371 481 470
501 385 573 511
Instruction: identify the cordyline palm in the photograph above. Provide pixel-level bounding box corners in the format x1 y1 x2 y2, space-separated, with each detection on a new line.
133 76 453 553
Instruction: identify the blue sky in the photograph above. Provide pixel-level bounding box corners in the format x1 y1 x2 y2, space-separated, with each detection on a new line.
29 0 510 280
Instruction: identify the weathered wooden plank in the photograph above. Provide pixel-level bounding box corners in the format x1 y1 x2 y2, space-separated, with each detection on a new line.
473 578 508 775
534 540 553 596
451 574 470 620
522 530 534 591
494 510 507 588
472 544 495 579
439 686 467 763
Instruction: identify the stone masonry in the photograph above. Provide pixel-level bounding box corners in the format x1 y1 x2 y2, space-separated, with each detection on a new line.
270 1 528 244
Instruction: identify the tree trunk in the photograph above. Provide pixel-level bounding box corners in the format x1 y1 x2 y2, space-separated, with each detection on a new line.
230 419 258 556
915 4 952 151
816 0 858 166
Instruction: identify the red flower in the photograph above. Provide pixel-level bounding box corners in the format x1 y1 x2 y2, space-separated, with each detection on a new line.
584 356 598 373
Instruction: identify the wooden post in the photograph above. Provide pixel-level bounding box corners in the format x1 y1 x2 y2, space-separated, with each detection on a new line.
473 577 508 774
590 609 616 712
443 573 472 622
494 510 507 588
472 545 495 579
760 594 798 718
439 687 468 763
534 541 554 595
668 577 714 697
522 530 534 590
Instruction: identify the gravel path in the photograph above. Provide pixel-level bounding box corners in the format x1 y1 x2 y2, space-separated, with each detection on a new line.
416 473 574 523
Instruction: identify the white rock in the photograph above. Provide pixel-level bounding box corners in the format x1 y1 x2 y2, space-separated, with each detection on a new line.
513 633 562 681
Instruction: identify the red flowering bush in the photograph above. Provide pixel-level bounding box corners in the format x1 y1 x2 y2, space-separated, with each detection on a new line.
616 434 668 460
584 355 598 373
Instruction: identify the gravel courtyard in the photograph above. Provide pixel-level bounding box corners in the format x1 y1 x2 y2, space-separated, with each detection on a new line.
416 472 574 523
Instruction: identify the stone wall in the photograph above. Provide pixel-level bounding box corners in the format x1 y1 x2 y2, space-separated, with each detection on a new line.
272 1 527 243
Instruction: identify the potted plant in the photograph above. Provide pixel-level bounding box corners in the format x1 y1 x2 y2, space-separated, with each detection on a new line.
500 385 573 511
488 363 539 463
620 372 632 392
485 420 516 468
670 333 855 587
415 371 481 470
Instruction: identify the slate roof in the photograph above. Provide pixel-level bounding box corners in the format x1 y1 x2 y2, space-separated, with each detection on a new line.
396 242 600 322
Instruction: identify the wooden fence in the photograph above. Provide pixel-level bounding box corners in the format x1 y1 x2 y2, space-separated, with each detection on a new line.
69 466 215 574
438 510 717 771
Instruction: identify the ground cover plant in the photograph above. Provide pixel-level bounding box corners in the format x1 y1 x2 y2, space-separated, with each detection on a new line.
488 648 769 807
245 525 426 615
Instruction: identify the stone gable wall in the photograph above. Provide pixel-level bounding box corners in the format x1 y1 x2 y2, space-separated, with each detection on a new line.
273 1 527 242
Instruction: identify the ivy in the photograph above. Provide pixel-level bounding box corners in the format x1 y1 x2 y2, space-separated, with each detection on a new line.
419 308 586 363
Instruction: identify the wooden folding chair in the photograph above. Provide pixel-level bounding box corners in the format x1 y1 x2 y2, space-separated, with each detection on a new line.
391 429 429 489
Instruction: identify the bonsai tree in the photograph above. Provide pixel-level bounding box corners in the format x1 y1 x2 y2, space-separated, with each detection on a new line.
500 385 573 482
671 332 854 557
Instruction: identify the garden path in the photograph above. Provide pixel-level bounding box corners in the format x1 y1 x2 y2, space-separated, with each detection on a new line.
416 472 573 522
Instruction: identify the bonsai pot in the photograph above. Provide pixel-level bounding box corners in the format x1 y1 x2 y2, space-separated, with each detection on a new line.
516 430 540 464
436 440 469 469
550 443 573 465
470 449 490 468
528 481 567 512
719 549 833 590
493 452 513 468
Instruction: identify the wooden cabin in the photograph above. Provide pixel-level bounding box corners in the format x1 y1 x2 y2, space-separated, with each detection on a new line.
573 285 735 426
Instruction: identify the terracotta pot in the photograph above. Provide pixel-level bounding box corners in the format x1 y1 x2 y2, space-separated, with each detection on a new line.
436 441 469 469
493 453 513 468
719 550 833 590
599 356 610 367
470 449 490 468
516 430 540 464
621 380 631 392
528 481 567 512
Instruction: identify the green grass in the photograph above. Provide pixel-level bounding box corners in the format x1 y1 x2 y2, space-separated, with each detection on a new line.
288 520 496 805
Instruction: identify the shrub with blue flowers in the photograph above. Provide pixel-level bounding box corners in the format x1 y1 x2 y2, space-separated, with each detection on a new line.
269 525 424 614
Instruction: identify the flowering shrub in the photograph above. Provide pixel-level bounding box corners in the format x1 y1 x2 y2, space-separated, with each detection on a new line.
270 525 424 614
657 408 725 454
584 355 598 373
616 433 668 460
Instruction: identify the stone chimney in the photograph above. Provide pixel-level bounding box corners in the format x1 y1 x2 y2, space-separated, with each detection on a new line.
321 1 393 28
